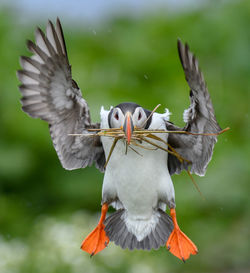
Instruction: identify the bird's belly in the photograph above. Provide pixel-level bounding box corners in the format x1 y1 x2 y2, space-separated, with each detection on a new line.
103 139 173 219
115 161 157 217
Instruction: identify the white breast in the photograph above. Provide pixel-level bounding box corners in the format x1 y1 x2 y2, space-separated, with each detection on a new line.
100 106 175 220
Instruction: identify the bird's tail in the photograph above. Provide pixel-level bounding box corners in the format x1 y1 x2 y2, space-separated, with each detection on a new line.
104 209 173 250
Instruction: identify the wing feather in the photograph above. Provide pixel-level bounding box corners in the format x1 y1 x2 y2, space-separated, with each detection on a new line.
17 18 105 172
167 40 221 176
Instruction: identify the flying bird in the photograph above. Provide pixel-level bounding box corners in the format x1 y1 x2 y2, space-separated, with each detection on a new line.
17 18 222 261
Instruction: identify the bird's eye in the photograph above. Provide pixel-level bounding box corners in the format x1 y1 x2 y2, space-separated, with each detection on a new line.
114 112 119 120
138 112 142 120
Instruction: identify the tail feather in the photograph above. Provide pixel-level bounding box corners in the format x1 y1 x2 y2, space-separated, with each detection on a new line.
151 229 161 249
117 227 127 248
122 232 133 250
143 236 151 250
128 235 136 250
158 216 172 238
104 209 173 250
114 223 126 244
154 224 166 245
105 209 123 238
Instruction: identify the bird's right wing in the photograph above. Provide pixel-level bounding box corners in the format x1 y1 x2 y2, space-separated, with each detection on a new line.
17 19 105 171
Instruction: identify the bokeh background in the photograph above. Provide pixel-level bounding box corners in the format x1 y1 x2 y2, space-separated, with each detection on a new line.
0 0 249 272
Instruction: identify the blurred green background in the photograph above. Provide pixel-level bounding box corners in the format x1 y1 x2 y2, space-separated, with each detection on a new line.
0 1 249 272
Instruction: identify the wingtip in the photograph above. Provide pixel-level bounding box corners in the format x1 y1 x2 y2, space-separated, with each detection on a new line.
185 42 190 53
177 38 182 51
47 19 54 30
26 39 34 51
35 26 43 35
16 69 24 81
18 84 25 92
34 27 45 42
19 55 25 65
56 17 61 25
177 39 190 54
16 70 21 80
177 39 185 66
26 39 31 48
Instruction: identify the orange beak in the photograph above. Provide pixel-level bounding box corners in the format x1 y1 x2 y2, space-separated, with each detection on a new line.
123 112 134 145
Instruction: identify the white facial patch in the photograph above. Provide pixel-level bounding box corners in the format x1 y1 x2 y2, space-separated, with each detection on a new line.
100 106 112 129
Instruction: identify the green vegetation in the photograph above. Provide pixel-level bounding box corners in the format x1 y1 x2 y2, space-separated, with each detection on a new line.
0 1 249 272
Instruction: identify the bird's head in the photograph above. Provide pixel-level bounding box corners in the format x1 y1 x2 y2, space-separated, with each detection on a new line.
108 102 152 144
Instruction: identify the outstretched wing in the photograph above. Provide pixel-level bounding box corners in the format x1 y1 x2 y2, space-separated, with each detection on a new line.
17 18 105 172
166 39 221 176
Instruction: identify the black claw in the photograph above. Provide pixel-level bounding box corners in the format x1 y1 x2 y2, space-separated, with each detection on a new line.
90 252 94 258
105 241 108 247
167 245 171 250
182 257 186 263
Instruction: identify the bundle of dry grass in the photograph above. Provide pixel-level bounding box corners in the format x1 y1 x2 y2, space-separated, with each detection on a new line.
69 126 229 197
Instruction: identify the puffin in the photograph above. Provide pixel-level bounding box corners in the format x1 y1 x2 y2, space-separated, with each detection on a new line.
17 18 222 261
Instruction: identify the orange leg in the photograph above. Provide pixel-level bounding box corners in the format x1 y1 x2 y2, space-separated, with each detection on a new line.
81 203 109 257
166 208 198 261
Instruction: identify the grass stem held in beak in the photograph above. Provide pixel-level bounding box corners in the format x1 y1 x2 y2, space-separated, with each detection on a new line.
68 123 229 197
104 137 119 169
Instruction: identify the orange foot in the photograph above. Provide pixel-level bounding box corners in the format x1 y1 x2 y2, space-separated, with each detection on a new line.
166 208 198 261
81 203 109 257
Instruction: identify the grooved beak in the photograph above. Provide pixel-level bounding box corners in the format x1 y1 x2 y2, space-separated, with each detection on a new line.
123 112 134 145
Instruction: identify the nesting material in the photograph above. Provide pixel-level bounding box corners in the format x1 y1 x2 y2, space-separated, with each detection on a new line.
69 126 229 197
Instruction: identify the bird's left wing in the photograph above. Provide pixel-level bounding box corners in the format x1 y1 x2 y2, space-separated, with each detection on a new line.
166 40 221 176
17 19 105 172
